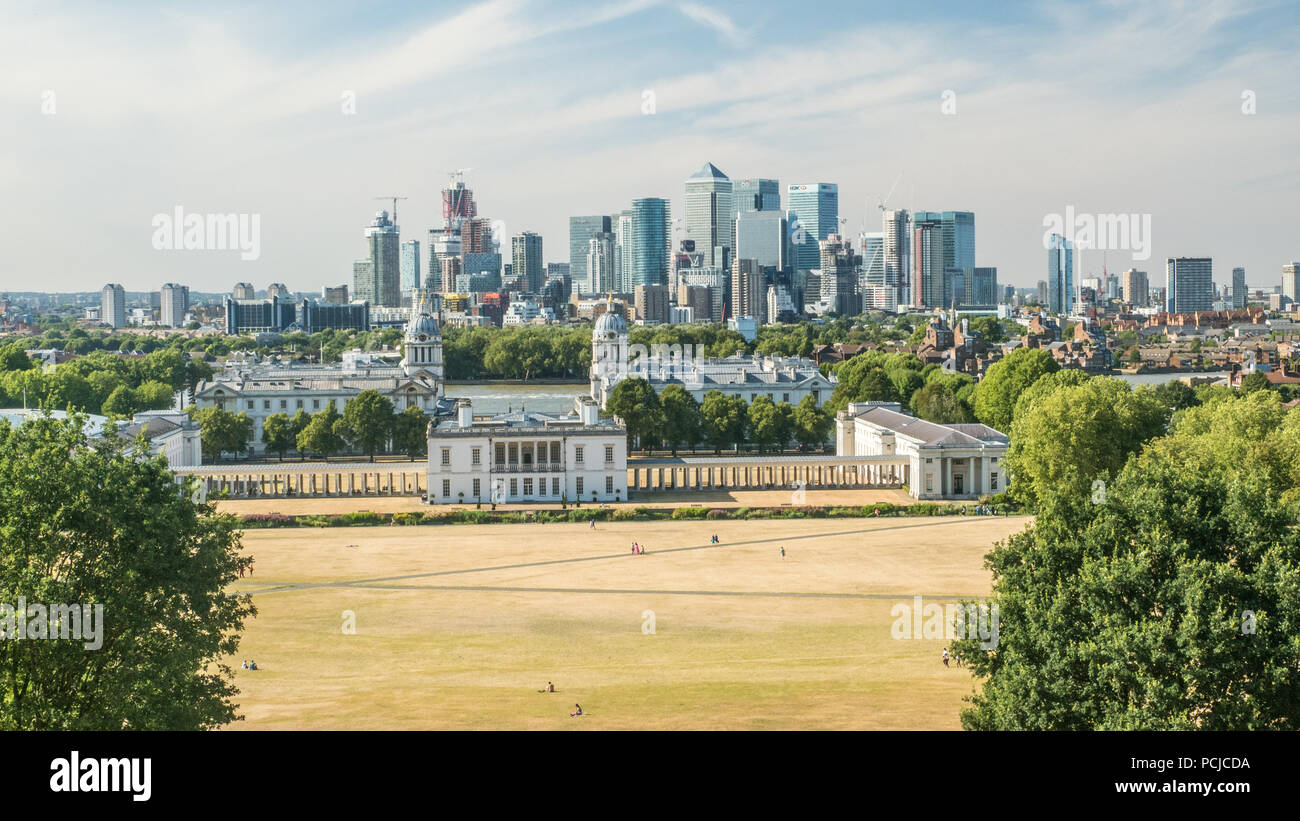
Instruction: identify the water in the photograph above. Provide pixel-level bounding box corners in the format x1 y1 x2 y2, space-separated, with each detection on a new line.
1114 371 1229 387
445 383 589 415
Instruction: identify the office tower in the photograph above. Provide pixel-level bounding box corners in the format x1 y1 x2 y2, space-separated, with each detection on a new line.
461 217 494 255
766 284 795 322
678 267 726 322
734 210 787 271
971 267 998 306
634 284 669 324
265 283 290 301
732 178 780 215
861 233 885 283
547 262 570 280
882 209 911 301
787 183 838 271
677 284 713 323
612 210 634 293
684 163 733 269
629 197 671 289
359 210 401 307
232 282 255 300
442 180 476 231
400 240 421 292
587 232 616 293
439 256 462 294
818 234 861 316
1165 257 1213 313
569 216 612 289
427 228 462 291
322 285 349 305
225 295 296 335
941 211 975 307
101 283 126 329
912 213 946 309
1283 263 1300 304
732 258 766 322
159 283 189 327
1047 234 1075 315
301 300 369 334
511 232 544 293
1230 267 1247 309
1118 268 1149 307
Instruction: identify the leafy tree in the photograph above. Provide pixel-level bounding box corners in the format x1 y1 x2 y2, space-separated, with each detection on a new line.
290 408 312 460
393 405 429 461
747 395 786 453
792 394 833 448
296 401 345 460
1151 379 1199 413
957 392 1300 729
909 380 974 424
262 413 295 461
134 380 175 411
193 406 254 461
701 390 748 454
606 377 664 451
1240 371 1271 393
0 343 33 372
101 384 138 419
341 390 396 462
659 385 703 456
0 413 254 729
972 347 1059 432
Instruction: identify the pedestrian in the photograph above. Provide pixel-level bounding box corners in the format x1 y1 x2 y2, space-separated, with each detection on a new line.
780 546 785 559
942 648 950 668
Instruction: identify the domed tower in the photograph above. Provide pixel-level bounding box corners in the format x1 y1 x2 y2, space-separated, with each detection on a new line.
402 309 444 392
590 300 629 407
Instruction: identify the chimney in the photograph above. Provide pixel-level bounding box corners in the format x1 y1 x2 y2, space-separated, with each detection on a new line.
456 398 473 428
577 396 599 426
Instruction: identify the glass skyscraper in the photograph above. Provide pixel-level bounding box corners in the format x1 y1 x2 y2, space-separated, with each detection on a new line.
786 183 838 271
1165 257 1214 313
511 232 544 293
569 215 612 292
1047 233 1074 315
629 198 671 289
732 178 780 220
684 163 733 269
400 240 421 292
735 210 787 272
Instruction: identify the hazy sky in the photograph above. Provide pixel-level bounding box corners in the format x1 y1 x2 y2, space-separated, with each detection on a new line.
1 0 1297 294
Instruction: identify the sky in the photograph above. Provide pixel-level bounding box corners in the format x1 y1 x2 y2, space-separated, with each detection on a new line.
1 0 1298 295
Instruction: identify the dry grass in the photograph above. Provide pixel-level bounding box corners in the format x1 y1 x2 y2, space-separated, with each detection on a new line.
225 515 1027 730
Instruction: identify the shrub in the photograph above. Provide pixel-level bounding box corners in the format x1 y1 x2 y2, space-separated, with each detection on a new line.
705 509 730 520
240 513 292 528
671 506 709 520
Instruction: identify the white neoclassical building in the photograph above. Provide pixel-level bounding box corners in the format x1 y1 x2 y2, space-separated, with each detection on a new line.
425 396 628 505
194 304 447 456
589 299 834 409
836 401 1009 500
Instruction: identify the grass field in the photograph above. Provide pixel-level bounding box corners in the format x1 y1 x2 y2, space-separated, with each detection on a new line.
225 514 1028 730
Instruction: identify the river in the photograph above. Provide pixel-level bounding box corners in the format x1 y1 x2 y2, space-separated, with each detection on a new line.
444 382 590 415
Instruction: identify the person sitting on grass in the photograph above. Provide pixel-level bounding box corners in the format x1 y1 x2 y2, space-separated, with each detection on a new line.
570 704 584 716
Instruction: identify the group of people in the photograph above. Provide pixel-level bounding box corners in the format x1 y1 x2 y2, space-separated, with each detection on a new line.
961 505 1001 516
710 534 720 543
241 660 259 670
941 648 963 668
631 542 648 555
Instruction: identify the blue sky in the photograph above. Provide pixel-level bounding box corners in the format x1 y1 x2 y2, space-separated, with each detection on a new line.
1 0 1298 293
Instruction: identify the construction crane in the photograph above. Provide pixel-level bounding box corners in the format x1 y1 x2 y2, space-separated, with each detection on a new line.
446 168 473 185
374 195 408 226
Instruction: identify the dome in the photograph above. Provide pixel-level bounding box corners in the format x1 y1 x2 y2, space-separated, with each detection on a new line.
594 309 627 336
406 312 441 342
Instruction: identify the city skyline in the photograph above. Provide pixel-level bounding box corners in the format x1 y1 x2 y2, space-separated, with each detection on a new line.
2 0 1298 294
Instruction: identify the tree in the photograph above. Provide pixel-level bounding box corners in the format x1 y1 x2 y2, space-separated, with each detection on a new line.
193 406 254 461
1005 376 1169 514
701 390 748 454
747 395 784 453
0 413 254 729
606 377 664 451
1152 379 1199 412
909 380 974 424
972 347 1059 432
793 394 833 448
0 343 33 372
1240 371 1271 393
341 390 396 462
297 401 345 460
956 392 1300 729
393 405 429 461
101 384 138 419
290 408 312 460
659 385 703 456
263 413 295 461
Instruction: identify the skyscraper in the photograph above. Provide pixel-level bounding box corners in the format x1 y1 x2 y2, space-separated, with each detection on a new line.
1282 262 1300 305
232 283 255 300
970 267 998 306
159 283 189 328
569 216 612 291
629 198 671 290
612 211 633 294
818 234 861 316
732 178 780 223
787 183 838 271
734 210 787 272
511 232 544 293
731 258 766 322
426 228 462 291
1120 269 1148 306
684 163 733 269
587 232 615 294
882 209 911 301
400 240 421 292
359 210 401 307
941 211 975 307
1165 257 1213 314
912 212 946 309
101 283 126 329
1232 266 1248 309
442 179 476 232
1047 234 1074 315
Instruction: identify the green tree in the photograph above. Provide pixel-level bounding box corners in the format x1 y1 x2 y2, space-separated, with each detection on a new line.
659 385 703 456
193 406 254 461
290 408 312 460
101 384 138 419
701 390 748 454
341 390 396 462
262 413 295 461
0 343 33 372
606 377 664 451
0 413 254 729
1240 370 1271 393
296 401 345 460
909 380 974 424
392 405 429 461
792 394 833 448
747 395 784 453
972 347 1059 432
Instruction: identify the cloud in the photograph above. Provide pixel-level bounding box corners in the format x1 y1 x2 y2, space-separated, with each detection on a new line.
676 2 746 45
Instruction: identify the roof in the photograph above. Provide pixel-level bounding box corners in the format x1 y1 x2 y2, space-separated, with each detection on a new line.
687 162 729 181
853 406 1008 448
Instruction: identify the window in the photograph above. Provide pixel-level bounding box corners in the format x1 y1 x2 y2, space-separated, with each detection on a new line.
605 476 614 494
576 477 584 496
280 399 287 409
246 400 254 410
550 442 561 462
263 400 271 410
604 445 614 463
313 400 320 410
575 446 584 464
537 479 546 497
510 479 518 496
472 478 481 498
783 393 790 403
991 472 999 491
495 443 506 464
472 448 481 465
523 478 533 496
441 448 450 466
442 479 450 497
296 399 303 409
552 477 559 496
926 477 933 493
812 390 819 403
